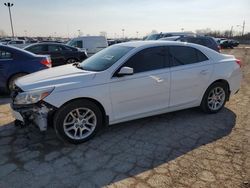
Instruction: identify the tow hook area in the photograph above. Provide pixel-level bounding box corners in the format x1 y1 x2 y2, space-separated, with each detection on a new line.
13 103 55 131
32 105 51 131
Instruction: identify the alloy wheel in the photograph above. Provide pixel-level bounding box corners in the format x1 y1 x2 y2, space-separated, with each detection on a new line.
63 108 97 140
207 87 225 111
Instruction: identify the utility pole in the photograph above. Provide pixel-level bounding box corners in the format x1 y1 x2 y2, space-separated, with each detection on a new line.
136 31 139 39
4 2 14 39
242 20 245 36
230 26 233 37
237 20 245 36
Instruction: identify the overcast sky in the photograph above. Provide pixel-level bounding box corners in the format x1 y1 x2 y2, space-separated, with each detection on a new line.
0 0 249 38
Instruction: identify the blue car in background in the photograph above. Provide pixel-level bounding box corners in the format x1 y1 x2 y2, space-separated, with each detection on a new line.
0 45 51 93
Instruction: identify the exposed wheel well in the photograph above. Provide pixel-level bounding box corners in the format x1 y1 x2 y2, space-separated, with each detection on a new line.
7 72 28 90
58 97 108 125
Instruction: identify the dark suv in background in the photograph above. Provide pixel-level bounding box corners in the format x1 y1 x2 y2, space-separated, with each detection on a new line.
160 36 220 52
24 42 88 67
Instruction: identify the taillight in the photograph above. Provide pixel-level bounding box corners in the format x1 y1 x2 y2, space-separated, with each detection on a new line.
236 59 242 68
41 57 52 68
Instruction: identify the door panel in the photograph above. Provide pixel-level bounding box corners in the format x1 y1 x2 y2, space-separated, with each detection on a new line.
48 45 65 66
168 46 213 107
109 46 170 121
170 63 213 106
110 69 170 120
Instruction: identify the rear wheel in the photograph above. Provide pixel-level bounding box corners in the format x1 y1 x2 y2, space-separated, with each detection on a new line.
8 73 27 92
53 99 103 144
66 58 78 64
200 82 229 113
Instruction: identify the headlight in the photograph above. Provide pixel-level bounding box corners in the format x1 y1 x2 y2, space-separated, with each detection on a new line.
14 87 54 105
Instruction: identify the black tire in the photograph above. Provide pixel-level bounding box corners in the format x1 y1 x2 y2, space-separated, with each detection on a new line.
200 82 229 114
53 99 103 144
66 58 78 64
8 73 27 92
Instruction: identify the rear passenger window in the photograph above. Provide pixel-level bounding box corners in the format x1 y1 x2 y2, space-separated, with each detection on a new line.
48 45 63 52
28 45 47 53
62 46 73 51
169 46 208 67
0 50 12 60
204 39 213 46
123 47 168 73
16 41 24 44
197 50 208 62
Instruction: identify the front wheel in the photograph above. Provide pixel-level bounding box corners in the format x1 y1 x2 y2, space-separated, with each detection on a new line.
53 99 103 144
200 82 229 114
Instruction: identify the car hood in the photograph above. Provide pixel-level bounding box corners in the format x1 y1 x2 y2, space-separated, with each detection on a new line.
15 64 97 91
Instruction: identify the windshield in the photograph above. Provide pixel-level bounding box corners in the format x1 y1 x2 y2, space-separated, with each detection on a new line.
79 45 133 71
66 40 73 46
145 34 160 40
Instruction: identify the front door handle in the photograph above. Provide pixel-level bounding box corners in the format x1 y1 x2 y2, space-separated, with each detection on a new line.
150 76 164 83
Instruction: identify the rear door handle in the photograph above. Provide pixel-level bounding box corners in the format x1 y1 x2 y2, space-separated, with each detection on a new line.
200 70 209 75
156 78 164 83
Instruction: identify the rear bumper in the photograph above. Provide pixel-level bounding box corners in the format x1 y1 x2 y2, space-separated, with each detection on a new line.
229 70 242 97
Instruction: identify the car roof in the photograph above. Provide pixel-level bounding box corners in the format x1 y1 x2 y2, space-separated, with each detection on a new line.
116 40 221 60
31 42 65 45
24 42 76 49
116 40 200 48
0 44 36 57
159 36 181 41
73 36 106 39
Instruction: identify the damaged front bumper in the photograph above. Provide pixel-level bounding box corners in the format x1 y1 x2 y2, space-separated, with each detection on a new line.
10 86 56 131
11 102 55 131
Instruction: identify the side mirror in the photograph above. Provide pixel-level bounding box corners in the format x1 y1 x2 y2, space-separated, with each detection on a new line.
117 67 134 77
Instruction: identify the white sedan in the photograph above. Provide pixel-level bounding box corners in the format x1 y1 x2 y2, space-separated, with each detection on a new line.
11 41 242 144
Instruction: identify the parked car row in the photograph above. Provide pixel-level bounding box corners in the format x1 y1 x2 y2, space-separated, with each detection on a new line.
145 32 195 40
66 36 108 56
159 35 221 52
24 43 88 66
215 38 239 49
0 45 51 92
0 36 109 93
1 36 108 57
144 32 241 52
145 33 220 52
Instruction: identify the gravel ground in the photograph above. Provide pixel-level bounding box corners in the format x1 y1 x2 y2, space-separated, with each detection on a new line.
0 47 249 188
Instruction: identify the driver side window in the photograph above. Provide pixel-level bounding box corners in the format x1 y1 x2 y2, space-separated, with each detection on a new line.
122 47 168 74
28 45 47 53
